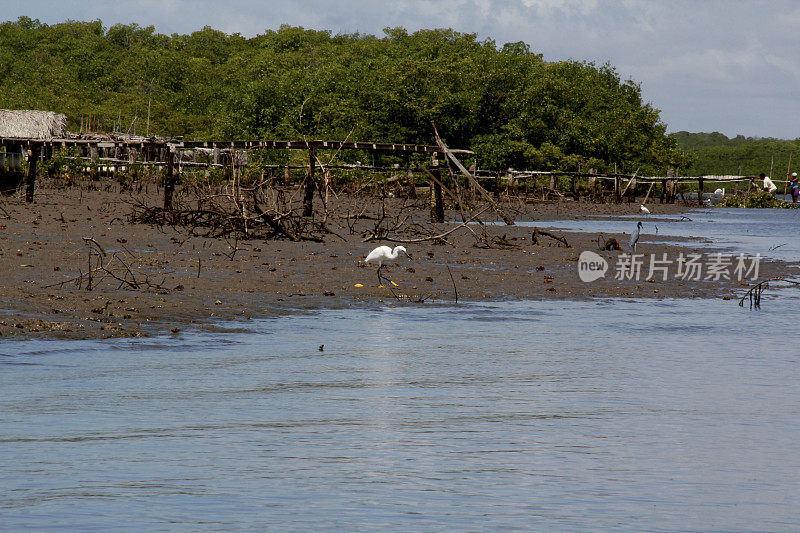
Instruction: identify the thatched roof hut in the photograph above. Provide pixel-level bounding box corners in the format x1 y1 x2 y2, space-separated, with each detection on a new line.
0 109 67 139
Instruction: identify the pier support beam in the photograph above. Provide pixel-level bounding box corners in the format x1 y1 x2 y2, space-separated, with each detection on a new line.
25 145 41 203
302 148 316 217
697 178 704 204
429 163 444 223
163 148 176 209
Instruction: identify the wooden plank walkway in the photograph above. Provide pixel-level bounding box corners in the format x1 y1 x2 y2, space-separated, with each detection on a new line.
1 134 788 208
0 136 442 154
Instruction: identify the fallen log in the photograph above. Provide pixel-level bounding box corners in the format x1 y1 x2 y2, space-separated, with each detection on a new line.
433 125 515 225
531 228 570 247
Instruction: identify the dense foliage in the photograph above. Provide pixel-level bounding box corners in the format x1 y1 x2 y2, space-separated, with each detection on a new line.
0 17 688 173
671 131 800 177
717 190 800 209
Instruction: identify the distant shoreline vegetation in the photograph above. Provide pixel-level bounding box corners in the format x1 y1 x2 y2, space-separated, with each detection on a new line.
4 17 788 178
670 131 800 177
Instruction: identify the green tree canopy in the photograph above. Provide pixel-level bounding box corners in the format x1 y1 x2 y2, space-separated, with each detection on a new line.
0 18 686 174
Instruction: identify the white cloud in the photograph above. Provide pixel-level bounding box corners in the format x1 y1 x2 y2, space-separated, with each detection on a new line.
519 0 598 17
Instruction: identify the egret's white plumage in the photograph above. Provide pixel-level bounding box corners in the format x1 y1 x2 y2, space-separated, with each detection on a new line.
365 245 407 267
364 245 409 285
640 204 650 215
630 221 643 252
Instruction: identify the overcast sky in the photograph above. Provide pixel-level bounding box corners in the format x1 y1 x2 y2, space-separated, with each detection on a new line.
5 0 800 139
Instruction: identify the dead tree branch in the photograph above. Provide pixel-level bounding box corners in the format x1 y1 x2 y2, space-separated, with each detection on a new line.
531 228 571 248
738 277 800 309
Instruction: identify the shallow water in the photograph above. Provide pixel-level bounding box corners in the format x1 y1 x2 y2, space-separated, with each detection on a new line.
529 207 800 262
2 294 799 531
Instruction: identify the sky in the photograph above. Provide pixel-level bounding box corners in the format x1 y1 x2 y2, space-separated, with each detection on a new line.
5 0 800 139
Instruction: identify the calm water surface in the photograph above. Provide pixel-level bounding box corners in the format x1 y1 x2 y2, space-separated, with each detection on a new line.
529 207 800 262
2 295 799 531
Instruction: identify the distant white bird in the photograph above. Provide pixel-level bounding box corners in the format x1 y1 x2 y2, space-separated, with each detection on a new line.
364 245 409 286
714 188 724 196
640 204 650 215
630 221 643 252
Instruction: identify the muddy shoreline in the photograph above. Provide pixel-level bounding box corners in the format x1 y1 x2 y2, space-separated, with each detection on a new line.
0 184 790 340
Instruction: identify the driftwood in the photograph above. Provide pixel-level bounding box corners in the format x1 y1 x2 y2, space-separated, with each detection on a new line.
128 183 327 242
446 265 459 304
251 192 299 241
361 198 418 242
473 230 518 249
738 277 800 309
531 228 570 248
432 124 515 225
420 167 481 223
540 187 569 200
374 205 491 244
641 181 656 205
599 235 622 251
44 237 169 292
619 168 639 197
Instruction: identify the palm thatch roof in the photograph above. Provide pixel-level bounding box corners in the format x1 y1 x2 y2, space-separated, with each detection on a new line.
0 109 67 140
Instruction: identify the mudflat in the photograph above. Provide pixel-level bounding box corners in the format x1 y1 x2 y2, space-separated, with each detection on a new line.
0 184 785 340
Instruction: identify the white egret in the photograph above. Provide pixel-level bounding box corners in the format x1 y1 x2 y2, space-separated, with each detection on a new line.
364 245 409 286
640 204 650 215
629 221 643 252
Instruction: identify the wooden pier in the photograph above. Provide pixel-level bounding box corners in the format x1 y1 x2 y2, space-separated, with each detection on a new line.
0 135 450 208
0 134 787 215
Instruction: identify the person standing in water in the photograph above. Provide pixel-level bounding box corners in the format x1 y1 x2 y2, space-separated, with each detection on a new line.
762 172 778 193
790 172 799 203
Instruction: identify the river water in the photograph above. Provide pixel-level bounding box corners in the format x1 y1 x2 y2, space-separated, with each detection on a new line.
529 206 800 262
2 208 800 532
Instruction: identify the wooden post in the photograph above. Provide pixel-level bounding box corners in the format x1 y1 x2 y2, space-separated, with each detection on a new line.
697 178 704 204
433 131 514 225
163 147 176 209
128 145 136 181
25 145 41 203
407 168 417 198
429 159 444 223
636 181 651 205
783 152 793 199
302 148 315 217
88 143 98 180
